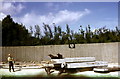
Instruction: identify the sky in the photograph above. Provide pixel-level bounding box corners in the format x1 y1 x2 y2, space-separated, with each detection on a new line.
0 2 118 33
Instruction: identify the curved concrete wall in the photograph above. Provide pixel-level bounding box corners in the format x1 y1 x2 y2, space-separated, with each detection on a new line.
1 42 119 63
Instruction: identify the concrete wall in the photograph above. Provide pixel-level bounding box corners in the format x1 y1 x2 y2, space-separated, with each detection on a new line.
0 47 2 63
1 42 119 63
118 43 120 65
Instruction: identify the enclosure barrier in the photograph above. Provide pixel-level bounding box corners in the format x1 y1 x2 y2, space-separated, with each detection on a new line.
1 42 120 63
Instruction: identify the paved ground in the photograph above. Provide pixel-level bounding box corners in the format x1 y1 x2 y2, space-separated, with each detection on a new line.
0 63 120 79
0 68 46 77
0 68 120 78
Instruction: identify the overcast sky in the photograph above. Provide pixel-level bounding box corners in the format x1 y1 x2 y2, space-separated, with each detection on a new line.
0 2 118 32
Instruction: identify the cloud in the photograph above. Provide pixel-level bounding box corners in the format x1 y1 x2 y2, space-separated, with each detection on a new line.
0 2 25 21
14 9 91 30
52 9 90 24
0 2 25 15
0 13 6 21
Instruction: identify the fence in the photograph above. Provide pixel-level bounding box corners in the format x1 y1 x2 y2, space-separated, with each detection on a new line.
1 42 120 63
